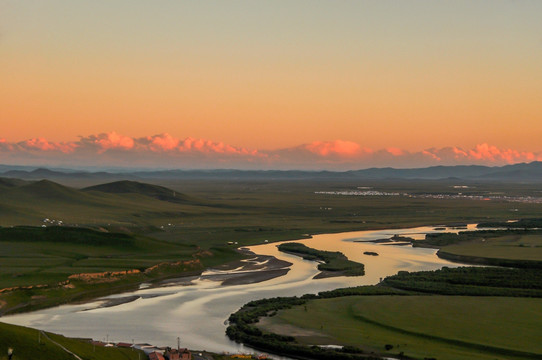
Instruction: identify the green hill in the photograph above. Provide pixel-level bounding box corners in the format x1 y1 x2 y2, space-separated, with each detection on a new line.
0 179 211 227
83 180 194 203
11 180 96 202
0 321 143 360
0 177 28 189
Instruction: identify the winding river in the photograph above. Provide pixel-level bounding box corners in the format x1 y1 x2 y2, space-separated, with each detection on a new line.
1 225 477 355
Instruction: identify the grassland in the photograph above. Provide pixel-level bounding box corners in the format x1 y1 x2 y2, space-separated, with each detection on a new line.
439 232 542 261
3 178 539 311
414 230 542 267
262 295 542 360
2 178 542 315
3 178 542 246
3 177 542 358
0 226 196 289
0 321 144 360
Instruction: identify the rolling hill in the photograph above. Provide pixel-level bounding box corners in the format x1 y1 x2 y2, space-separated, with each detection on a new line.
0 177 28 188
83 180 193 203
0 179 208 227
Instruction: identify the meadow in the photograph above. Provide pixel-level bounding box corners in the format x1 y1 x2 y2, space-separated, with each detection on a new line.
439 232 542 261
414 229 542 267
263 295 542 360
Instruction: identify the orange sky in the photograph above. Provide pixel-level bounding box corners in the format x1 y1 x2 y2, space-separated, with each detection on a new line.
1 1 541 156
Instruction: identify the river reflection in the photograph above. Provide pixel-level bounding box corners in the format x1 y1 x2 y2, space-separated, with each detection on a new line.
1 225 476 355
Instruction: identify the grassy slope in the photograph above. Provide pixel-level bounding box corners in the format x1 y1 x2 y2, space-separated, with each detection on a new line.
0 322 143 360
0 179 218 229
262 295 542 360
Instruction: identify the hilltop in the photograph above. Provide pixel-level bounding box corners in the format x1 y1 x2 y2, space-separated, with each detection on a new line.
83 180 193 203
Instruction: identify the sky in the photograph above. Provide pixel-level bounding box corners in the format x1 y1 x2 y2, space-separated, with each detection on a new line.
1 1 542 169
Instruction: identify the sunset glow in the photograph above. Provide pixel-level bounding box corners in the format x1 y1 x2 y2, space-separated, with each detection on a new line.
1 132 541 170
1 1 541 169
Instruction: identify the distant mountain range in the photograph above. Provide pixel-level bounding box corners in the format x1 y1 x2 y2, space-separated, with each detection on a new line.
1 161 542 182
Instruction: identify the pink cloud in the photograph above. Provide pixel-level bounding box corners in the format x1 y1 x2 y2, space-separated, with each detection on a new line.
465 143 541 163
451 147 468 158
22 138 57 151
17 138 76 153
422 150 441 161
173 137 256 155
420 144 542 165
1 133 542 170
304 140 364 157
145 133 179 151
92 132 135 151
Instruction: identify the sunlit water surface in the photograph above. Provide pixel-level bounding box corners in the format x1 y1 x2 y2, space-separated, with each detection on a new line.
1 225 478 355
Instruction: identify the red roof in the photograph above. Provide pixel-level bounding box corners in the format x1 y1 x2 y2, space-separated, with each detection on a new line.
149 351 166 360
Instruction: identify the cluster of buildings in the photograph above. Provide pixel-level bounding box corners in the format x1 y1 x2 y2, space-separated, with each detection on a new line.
41 218 64 227
148 347 191 360
88 341 191 360
316 188 542 204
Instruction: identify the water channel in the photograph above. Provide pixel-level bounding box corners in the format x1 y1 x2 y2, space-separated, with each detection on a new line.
2 225 478 355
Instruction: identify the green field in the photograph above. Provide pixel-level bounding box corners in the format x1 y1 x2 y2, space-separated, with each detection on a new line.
0 227 198 288
440 232 542 260
0 321 144 360
414 230 542 267
261 295 542 360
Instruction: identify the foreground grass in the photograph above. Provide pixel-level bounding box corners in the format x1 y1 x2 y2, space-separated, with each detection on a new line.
261 295 542 360
0 322 143 360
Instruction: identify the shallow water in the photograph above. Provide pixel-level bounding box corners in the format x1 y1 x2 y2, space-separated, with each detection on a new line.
1 225 476 354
